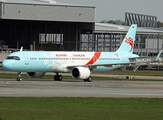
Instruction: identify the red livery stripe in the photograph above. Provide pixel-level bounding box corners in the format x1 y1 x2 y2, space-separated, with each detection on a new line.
86 52 101 65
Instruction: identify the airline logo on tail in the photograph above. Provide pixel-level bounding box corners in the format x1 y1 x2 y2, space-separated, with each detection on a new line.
125 37 133 52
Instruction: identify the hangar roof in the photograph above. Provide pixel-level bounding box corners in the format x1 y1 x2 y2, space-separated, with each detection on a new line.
0 0 95 22
0 0 95 7
95 23 163 35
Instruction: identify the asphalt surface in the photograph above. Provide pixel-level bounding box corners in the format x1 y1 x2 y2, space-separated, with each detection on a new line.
0 67 163 98
0 78 163 98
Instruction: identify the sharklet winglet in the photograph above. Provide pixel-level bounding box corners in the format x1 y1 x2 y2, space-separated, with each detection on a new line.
20 47 23 52
155 50 162 61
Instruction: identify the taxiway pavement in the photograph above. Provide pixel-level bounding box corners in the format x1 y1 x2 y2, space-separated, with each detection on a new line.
0 78 163 98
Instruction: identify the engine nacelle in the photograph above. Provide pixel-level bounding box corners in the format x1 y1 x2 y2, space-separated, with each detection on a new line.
27 72 46 78
71 67 91 79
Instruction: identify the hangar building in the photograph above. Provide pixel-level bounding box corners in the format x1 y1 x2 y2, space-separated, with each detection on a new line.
1 0 163 64
0 0 95 51
94 23 163 56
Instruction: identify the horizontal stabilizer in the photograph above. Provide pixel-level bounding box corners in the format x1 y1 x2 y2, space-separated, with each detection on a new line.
129 50 162 63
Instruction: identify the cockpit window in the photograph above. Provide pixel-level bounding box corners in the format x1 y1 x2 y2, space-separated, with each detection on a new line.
6 56 20 60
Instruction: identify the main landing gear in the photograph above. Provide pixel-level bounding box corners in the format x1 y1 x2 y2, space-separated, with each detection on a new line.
17 72 22 81
54 73 92 82
54 73 63 81
83 76 92 82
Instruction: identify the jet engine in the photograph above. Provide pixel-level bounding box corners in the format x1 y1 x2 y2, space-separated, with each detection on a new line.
27 72 46 78
71 67 91 79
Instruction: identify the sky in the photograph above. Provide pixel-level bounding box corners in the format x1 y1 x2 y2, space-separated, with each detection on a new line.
58 0 163 22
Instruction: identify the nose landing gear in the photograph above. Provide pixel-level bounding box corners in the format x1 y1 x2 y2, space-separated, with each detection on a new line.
17 72 22 81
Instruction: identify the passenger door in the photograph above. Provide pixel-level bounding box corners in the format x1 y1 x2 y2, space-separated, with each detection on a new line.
23 53 29 65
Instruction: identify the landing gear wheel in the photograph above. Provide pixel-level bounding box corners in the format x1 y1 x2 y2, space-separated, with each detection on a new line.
83 79 88 82
58 75 62 81
20 78 22 81
87 76 92 82
83 76 92 82
54 74 62 81
54 75 58 81
17 77 22 81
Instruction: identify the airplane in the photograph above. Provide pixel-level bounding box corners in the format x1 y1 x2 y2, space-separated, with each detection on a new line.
1 24 160 82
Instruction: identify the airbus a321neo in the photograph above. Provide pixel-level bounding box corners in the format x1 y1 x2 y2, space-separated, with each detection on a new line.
2 24 157 82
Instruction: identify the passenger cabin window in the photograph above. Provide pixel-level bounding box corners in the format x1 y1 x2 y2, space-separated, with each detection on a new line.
6 56 20 60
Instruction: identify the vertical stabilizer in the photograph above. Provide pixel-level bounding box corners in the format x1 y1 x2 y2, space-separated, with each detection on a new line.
116 24 137 53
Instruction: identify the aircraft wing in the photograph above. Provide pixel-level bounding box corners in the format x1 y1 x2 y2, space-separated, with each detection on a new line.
85 62 136 68
67 62 137 69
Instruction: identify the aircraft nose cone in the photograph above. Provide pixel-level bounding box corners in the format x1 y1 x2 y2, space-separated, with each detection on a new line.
2 60 10 70
2 61 6 69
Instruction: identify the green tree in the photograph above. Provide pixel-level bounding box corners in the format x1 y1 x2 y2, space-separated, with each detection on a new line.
157 21 163 27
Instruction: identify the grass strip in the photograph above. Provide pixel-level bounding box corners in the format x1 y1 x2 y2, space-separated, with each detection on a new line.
0 97 163 120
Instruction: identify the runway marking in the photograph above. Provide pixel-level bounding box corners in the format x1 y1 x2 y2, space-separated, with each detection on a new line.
14 87 19 89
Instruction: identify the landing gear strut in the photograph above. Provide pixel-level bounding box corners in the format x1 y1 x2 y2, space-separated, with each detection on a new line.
17 72 22 81
54 73 62 81
83 76 92 82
